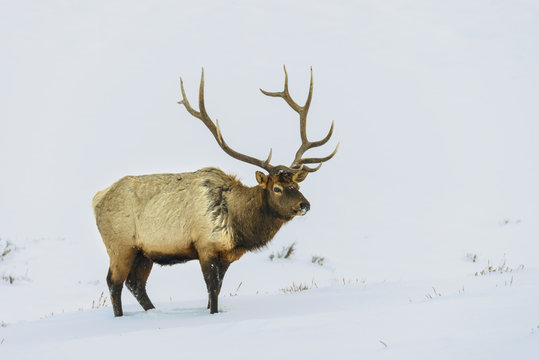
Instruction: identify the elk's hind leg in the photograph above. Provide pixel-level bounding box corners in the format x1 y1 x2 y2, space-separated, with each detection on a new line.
107 247 137 317
126 252 155 311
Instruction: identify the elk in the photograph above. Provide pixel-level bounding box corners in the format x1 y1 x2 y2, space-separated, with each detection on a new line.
93 66 338 316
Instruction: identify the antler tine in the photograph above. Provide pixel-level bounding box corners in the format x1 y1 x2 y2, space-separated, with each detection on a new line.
198 68 211 126
295 142 340 167
301 163 323 173
309 120 334 148
260 65 302 114
178 68 274 173
302 66 314 140
261 66 338 172
178 77 201 119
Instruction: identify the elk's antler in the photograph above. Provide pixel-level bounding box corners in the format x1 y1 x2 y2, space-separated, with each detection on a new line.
178 67 337 175
260 66 339 172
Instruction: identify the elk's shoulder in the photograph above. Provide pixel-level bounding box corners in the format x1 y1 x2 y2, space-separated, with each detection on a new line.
193 167 241 187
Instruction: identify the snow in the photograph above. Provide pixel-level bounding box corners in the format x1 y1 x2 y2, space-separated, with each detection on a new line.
1 0 539 358
2 246 539 359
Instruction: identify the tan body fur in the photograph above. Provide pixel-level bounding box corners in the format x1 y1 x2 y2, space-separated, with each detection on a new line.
94 168 249 270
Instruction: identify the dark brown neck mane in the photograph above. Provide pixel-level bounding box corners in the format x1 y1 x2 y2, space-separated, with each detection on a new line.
227 184 289 251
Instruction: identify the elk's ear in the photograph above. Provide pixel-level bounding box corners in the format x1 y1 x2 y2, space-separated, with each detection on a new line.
255 171 268 188
292 170 308 183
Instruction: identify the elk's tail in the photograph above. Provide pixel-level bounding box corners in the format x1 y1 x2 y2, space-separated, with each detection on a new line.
92 185 112 218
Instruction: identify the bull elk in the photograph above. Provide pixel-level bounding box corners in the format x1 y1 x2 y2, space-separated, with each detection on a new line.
93 66 338 316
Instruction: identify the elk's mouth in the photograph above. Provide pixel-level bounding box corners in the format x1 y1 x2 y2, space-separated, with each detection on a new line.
293 204 310 216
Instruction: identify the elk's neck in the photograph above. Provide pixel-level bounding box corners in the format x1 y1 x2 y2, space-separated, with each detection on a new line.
227 185 288 251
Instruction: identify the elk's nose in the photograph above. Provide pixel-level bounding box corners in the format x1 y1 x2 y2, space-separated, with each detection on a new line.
300 202 310 214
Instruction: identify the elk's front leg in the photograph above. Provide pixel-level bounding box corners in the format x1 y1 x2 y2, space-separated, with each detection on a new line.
200 258 229 314
206 262 230 310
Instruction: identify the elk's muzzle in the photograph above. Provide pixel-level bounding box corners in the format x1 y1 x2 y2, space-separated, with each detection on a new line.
299 202 310 215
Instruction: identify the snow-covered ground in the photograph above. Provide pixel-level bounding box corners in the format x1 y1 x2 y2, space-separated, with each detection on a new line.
1 0 539 359
1 231 538 359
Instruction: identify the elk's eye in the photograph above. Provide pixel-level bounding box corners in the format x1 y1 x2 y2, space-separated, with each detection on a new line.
273 187 282 193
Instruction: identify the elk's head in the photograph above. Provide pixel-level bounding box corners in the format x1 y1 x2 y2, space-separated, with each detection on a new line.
178 66 338 220
255 170 310 219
